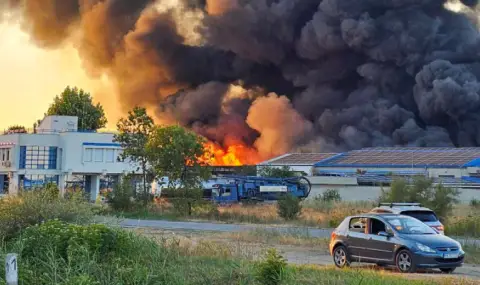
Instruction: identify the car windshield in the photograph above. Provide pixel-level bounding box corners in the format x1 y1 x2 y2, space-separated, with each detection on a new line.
400 210 438 222
384 216 437 235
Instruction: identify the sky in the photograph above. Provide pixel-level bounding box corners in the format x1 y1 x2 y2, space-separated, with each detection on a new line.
0 22 120 132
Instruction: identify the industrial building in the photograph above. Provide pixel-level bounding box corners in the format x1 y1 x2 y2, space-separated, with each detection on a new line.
257 147 480 203
0 116 139 201
257 153 338 176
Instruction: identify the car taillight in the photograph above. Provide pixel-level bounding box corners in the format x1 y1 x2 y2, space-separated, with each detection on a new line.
436 225 444 231
331 232 336 240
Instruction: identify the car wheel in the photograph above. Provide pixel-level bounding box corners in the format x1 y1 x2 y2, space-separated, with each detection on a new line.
396 249 416 273
440 268 456 274
333 245 351 268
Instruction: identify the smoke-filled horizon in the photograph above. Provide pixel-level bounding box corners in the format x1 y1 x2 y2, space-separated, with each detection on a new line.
4 0 480 160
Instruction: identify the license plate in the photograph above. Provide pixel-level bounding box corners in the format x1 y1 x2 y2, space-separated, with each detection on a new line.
443 253 459 259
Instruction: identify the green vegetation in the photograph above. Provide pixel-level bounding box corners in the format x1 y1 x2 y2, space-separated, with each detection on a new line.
380 176 460 221
257 165 297 178
0 184 94 241
5 125 27 134
277 194 302 220
0 187 457 285
256 248 287 285
45 86 107 131
446 215 480 238
114 106 155 204
319 189 341 202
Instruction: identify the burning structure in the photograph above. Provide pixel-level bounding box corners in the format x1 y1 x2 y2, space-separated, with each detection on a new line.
3 0 480 165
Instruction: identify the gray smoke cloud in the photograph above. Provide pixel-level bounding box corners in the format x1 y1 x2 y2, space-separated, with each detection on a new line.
4 0 480 160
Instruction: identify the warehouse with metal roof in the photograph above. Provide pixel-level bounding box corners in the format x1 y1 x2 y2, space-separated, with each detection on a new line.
257 152 338 176
257 147 480 202
313 147 480 187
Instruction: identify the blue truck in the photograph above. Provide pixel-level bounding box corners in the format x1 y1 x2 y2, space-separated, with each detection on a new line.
210 175 312 203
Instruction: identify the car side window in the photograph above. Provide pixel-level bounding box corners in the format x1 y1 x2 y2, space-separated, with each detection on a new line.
349 217 367 233
369 218 387 235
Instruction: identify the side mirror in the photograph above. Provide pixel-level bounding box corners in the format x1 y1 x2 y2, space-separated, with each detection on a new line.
378 231 392 237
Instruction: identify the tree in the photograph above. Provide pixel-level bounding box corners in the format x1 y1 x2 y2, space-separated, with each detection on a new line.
46 86 107 131
6 125 27 134
379 176 460 221
146 125 211 216
114 107 154 205
146 125 210 187
257 165 297 178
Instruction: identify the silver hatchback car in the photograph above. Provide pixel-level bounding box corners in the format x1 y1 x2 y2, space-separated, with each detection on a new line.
370 203 444 235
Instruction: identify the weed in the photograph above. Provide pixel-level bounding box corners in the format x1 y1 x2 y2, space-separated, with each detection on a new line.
278 194 302 220
321 189 342 202
256 248 288 285
0 186 94 241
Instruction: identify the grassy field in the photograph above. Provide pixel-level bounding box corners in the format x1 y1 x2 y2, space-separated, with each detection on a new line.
111 199 378 227
1 221 469 285
109 198 480 238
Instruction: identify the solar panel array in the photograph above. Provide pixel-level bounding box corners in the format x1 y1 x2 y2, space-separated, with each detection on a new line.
315 147 480 167
263 153 338 165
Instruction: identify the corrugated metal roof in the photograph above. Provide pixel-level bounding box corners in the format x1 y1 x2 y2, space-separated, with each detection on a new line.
314 147 480 168
258 153 338 166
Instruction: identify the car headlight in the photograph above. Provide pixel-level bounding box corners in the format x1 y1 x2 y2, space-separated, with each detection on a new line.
455 241 463 252
416 242 436 253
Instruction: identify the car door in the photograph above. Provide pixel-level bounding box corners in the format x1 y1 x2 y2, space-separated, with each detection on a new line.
345 217 369 260
363 217 396 262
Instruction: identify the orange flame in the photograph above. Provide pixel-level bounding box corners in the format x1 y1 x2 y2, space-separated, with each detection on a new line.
201 139 261 166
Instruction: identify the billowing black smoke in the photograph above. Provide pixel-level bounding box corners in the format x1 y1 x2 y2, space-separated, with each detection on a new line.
4 0 480 158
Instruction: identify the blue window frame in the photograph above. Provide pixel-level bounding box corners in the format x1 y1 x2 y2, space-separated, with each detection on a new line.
19 146 57 170
20 174 59 190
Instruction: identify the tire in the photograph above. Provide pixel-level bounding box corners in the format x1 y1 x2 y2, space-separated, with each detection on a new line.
440 268 456 274
395 249 417 273
333 245 351 268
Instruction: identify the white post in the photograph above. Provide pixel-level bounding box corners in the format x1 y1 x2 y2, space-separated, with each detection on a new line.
5 253 18 285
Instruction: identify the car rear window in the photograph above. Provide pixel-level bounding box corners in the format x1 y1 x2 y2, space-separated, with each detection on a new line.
400 210 438 222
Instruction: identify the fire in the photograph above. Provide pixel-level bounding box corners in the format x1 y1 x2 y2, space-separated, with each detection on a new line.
201 140 261 166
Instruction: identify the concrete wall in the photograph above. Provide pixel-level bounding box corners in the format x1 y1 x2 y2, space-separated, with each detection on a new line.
307 185 480 204
257 165 313 176
60 132 139 175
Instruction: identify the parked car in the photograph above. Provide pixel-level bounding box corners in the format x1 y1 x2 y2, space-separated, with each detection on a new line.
329 213 465 273
370 203 444 234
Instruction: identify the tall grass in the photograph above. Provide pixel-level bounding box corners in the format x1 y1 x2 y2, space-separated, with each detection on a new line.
116 200 377 228
0 187 94 240
0 220 461 285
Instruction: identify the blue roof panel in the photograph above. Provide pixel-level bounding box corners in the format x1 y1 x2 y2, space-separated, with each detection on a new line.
314 147 480 168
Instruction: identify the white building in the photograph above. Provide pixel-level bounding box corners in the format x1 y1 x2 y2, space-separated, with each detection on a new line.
0 116 139 200
256 153 339 176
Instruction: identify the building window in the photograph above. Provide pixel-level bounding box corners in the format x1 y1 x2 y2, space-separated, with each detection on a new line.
0 148 11 162
20 174 59 190
94 148 103 162
19 146 57 170
84 148 93 162
106 149 114 163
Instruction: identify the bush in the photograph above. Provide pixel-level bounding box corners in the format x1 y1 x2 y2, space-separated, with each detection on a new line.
255 248 287 285
169 187 209 216
0 186 93 241
380 176 459 221
321 189 341 202
446 216 480 237
277 194 302 220
470 198 480 209
106 176 137 211
19 220 128 262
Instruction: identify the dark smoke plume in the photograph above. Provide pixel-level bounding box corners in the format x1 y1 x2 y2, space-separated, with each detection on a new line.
4 0 480 159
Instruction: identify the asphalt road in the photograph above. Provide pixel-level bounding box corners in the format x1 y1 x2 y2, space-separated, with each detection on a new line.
103 217 333 237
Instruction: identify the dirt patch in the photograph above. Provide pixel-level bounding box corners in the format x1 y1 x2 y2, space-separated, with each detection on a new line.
129 227 480 282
